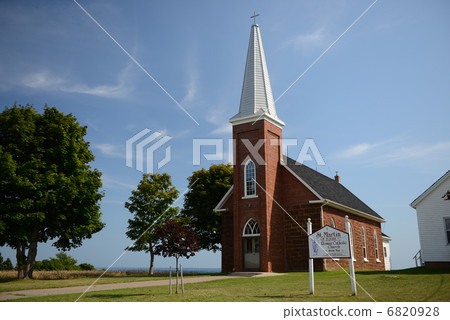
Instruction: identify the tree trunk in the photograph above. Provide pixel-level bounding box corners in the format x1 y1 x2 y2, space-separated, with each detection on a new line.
149 250 155 275
16 242 26 279
175 256 179 294
24 239 38 279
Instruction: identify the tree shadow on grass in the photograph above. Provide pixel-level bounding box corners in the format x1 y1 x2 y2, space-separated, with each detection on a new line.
422 275 446 302
356 267 450 276
85 293 147 300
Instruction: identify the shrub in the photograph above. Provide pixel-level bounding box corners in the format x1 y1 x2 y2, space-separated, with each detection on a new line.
78 263 95 271
33 252 84 271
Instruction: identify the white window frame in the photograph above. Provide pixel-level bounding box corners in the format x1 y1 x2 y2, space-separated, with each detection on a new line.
362 227 368 262
374 230 381 262
242 218 260 237
243 159 257 198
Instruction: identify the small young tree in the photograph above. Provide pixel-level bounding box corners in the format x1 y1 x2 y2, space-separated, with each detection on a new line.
154 217 199 293
125 173 179 275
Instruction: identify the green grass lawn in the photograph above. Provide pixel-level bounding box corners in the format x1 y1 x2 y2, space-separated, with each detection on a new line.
0 273 220 293
5 268 450 302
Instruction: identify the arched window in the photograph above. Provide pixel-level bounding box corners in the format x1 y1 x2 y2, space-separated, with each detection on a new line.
362 227 368 261
330 218 336 228
374 230 380 261
244 159 256 196
243 218 260 236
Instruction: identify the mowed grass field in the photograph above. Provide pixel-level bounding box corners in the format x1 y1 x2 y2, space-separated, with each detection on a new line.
1 268 449 302
0 270 217 293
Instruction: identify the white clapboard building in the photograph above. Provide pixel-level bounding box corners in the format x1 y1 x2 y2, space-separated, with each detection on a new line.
410 170 450 268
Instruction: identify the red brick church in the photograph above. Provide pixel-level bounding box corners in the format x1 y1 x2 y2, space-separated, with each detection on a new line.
215 23 389 272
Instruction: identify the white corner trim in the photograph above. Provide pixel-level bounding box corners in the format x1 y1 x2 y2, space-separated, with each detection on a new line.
230 113 285 129
410 170 450 208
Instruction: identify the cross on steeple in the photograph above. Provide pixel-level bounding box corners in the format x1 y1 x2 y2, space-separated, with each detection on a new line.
251 12 259 25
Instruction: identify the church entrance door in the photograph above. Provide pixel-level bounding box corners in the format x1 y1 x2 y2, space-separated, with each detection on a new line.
242 219 260 270
243 236 260 269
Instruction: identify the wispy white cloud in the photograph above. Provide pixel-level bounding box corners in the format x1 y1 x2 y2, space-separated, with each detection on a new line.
93 143 125 158
377 141 450 164
181 49 200 110
335 139 450 166
283 28 328 54
204 102 233 136
211 123 232 135
182 66 198 107
337 141 383 158
19 63 133 98
101 174 135 190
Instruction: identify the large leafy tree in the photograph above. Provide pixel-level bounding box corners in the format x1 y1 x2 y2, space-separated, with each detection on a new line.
0 104 104 279
125 173 179 275
181 164 233 251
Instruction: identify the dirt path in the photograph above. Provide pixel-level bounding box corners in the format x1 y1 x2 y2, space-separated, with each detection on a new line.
0 272 283 301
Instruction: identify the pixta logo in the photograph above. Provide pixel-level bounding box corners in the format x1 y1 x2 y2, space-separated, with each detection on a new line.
126 128 172 173
192 138 325 166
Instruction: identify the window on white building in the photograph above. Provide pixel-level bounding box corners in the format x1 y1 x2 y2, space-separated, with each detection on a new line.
445 218 450 244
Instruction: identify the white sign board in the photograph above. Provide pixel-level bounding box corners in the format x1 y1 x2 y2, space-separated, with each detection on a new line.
308 226 351 259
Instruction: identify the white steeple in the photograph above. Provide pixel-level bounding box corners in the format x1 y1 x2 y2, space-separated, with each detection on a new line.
230 24 285 127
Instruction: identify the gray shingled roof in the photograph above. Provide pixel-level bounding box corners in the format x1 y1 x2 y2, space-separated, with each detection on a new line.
285 157 384 220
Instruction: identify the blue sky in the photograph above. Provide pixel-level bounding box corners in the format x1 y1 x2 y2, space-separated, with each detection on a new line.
0 0 449 271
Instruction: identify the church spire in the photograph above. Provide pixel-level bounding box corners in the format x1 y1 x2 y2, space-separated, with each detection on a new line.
230 24 285 127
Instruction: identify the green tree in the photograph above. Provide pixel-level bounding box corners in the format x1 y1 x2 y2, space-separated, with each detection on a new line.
0 252 14 270
78 263 95 270
55 252 78 270
125 173 179 275
181 164 233 251
154 217 199 293
0 105 104 278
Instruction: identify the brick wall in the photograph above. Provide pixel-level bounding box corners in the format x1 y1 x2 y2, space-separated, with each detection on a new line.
221 195 234 271
322 206 385 271
283 204 324 271
230 119 285 272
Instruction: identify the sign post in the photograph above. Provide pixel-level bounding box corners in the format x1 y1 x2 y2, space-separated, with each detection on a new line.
307 218 314 294
308 220 353 295
345 215 357 296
